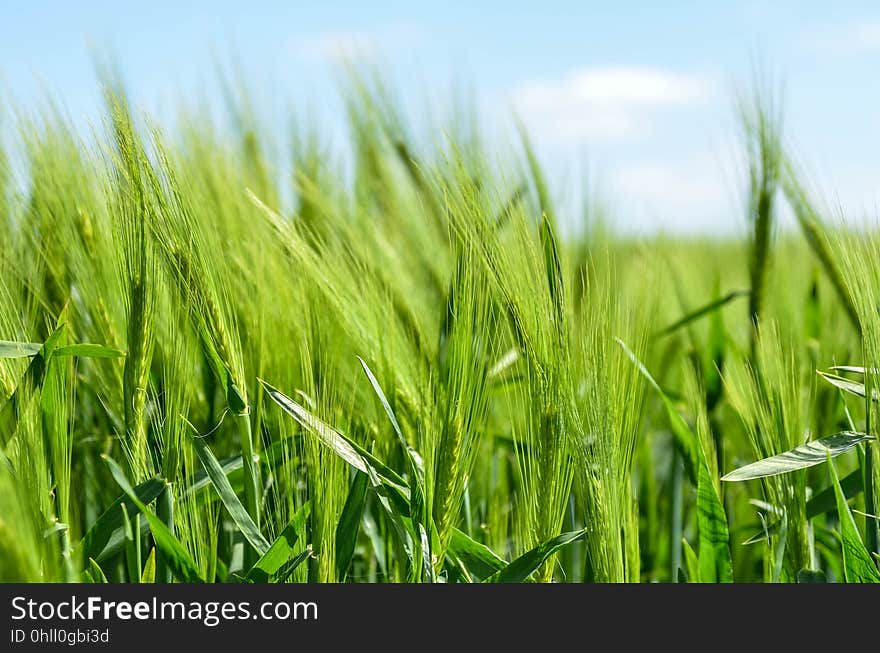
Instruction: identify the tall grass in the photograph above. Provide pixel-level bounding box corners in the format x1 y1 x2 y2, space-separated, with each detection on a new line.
0 69 876 584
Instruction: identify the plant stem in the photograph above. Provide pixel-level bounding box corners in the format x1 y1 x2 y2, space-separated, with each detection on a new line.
670 452 684 582
156 482 174 583
239 412 261 567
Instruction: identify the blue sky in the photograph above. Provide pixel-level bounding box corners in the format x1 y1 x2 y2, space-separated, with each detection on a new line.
2 1 880 234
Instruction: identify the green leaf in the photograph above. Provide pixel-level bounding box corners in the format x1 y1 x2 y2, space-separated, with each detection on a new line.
335 472 368 581
78 477 166 561
87 558 108 583
141 548 156 583
817 371 879 401
417 522 434 583
260 378 411 511
262 378 374 474
0 340 124 360
682 538 700 583
362 510 387 577
722 432 872 482
54 343 125 358
696 444 733 582
449 529 506 581
808 469 864 518
120 503 140 583
244 501 312 582
357 357 405 445
829 366 876 374
103 455 204 583
187 428 270 556
275 546 314 583
656 290 749 337
0 320 67 447
486 529 587 583
183 454 243 496
828 453 880 583
0 341 42 358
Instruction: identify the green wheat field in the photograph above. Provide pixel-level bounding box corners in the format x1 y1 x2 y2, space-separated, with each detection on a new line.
1 73 879 584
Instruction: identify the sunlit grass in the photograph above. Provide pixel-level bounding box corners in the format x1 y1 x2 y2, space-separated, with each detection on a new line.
0 70 877 583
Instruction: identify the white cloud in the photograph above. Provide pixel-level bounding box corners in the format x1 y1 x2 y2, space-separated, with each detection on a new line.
295 20 422 63
515 67 709 107
510 67 714 143
849 22 880 49
812 20 880 54
607 155 737 234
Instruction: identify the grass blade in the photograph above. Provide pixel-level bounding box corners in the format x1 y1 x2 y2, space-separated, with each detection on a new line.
357 356 426 513
187 427 270 556
78 477 166 561
87 558 108 583
808 469 863 518
275 546 314 583
260 378 411 510
486 529 587 583
656 290 749 337
817 371 879 401
828 453 880 583
682 538 700 582
448 529 506 581
696 450 733 582
722 432 873 482
771 512 788 583
335 471 368 581
141 548 156 583
262 378 372 474
54 344 125 358
244 501 312 582
183 455 243 497
0 320 67 447
120 503 141 583
0 341 43 358
103 455 203 583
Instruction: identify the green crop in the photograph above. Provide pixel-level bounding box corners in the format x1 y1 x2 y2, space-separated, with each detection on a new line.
0 69 877 584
